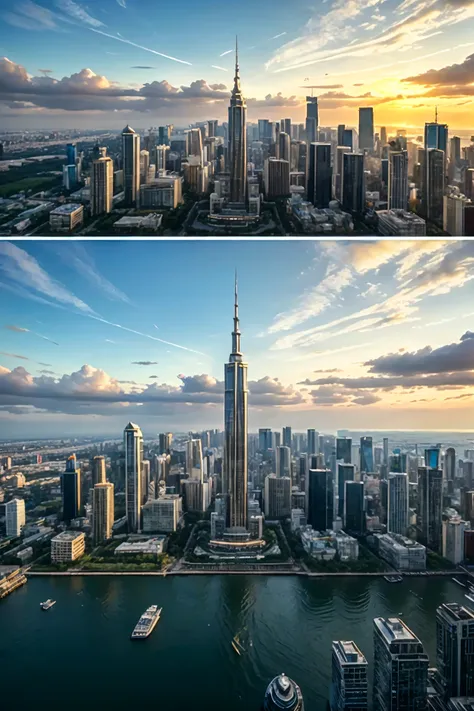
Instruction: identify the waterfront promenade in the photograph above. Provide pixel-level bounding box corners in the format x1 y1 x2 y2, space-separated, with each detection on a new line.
25 569 470 578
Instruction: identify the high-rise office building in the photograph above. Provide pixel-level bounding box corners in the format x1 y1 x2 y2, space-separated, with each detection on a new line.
308 469 334 531
425 122 448 153
186 439 203 481
337 438 352 464
276 446 291 478
264 158 290 198
307 429 319 455
383 438 389 466
228 39 247 203
122 125 140 206
337 124 346 147
388 150 409 210
158 433 172 455
335 145 352 201
436 603 474 699
338 464 356 518
66 143 77 167
359 108 374 152
5 498 26 537
279 131 291 162
259 428 273 452
331 640 368 711
388 473 409 536
417 466 443 553
425 448 440 469
307 142 332 207
373 617 429 711
158 125 171 146
92 482 114 545
306 96 318 143
282 426 292 449
124 422 144 533
344 481 365 534
425 148 445 222
264 474 291 519
62 454 81 523
342 153 365 213
224 276 248 529
445 447 456 482
442 515 467 564
360 437 374 473
208 119 218 138
91 149 113 216
92 456 106 487
263 673 304 711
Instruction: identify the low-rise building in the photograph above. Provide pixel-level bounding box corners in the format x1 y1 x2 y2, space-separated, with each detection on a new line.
377 209 426 236
335 531 359 561
138 174 183 209
49 203 84 232
141 495 182 533
291 508 306 532
113 213 162 232
114 537 167 556
300 526 337 560
51 531 85 563
374 532 426 570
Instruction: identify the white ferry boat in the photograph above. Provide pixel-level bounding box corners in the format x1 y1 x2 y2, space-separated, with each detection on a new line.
131 605 162 639
40 599 56 610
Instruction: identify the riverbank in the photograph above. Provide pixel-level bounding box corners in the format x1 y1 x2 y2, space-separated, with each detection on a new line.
25 569 470 578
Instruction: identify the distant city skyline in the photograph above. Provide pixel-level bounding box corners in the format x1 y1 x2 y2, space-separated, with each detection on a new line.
1 239 474 436
1 0 474 129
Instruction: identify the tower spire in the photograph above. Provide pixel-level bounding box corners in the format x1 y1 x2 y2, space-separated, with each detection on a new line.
231 271 241 359
233 35 241 94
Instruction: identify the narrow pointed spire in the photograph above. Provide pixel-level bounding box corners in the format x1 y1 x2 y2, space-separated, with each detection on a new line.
233 35 241 95
231 271 241 359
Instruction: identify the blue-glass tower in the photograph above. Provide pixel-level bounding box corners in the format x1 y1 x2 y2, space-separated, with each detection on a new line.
224 275 248 529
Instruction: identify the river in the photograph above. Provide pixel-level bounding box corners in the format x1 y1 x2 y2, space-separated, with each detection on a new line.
0 575 469 710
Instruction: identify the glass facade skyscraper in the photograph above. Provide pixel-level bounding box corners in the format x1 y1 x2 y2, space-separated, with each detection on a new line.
436 603 474 699
417 466 443 553
344 481 365 534
358 108 374 152
338 464 355 518
331 640 368 711
306 96 318 143
308 468 334 531
307 429 319 455
373 617 428 711
388 473 409 536
337 437 352 464
224 276 248 529
342 153 365 214
124 421 144 533
388 150 409 210
307 142 332 208
360 437 374 473
62 454 81 523
228 39 247 204
122 125 141 206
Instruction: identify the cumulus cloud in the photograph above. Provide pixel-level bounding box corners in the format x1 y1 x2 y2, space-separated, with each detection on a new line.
403 52 474 87
0 365 306 416
364 331 474 375
247 93 300 108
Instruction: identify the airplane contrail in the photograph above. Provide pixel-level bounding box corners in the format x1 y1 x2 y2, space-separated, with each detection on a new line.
89 28 192 65
211 65 228 71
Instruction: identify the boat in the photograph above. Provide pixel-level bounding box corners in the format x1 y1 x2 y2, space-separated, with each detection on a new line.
40 599 56 610
384 575 403 583
452 578 467 588
231 634 246 656
131 605 162 639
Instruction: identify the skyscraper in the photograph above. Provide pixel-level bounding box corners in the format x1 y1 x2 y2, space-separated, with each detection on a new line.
360 437 374 473
306 96 318 143
124 422 144 533
417 466 443 553
224 275 248 529
91 149 113 216
276 446 291 478
186 439 203 481
342 153 365 213
122 125 140 206
308 468 334 531
92 456 106 487
282 427 292 449
263 674 304 711
331 640 368 711
425 122 448 153
424 447 440 469
344 481 365 534
264 158 290 198
259 428 273 452
425 148 445 222
307 142 332 207
388 473 409 536
383 438 389 466
337 438 352 464
228 38 247 204
92 482 114 546
264 474 291 519
388 150 409 210
158 432 172 455
338 464 355 518
62 454 81 523
335 145 352 201
5 498 26 537
307 429 319 455
359 108 374 152
445 447 456 482
436 603 474 699
373 618 428 711
279 131 290 162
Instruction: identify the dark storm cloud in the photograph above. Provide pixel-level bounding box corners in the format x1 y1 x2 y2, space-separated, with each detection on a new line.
403 53 474 87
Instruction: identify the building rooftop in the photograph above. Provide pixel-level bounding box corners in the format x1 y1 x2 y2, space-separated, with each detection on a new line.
437 603 474 623
374 617 420 643
52 531 84 542
333 640 368 666
50 203 83 215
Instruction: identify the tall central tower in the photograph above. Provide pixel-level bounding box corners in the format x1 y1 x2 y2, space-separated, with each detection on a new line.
224 274 248 529
228 37 247 204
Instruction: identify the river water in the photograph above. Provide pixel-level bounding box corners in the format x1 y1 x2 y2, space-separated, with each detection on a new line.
0 575 469 710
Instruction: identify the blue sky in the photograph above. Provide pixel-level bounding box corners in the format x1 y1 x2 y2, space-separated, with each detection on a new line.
1 0 474 129
1 239 474 437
